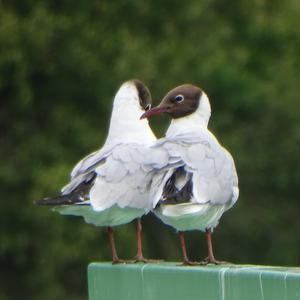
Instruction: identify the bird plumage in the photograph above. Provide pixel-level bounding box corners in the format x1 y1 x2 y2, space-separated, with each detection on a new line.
36 80 157 218
35 79 157 263
141 84 239 264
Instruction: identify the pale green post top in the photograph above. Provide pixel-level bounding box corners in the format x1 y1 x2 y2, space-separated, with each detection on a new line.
88 263 300 300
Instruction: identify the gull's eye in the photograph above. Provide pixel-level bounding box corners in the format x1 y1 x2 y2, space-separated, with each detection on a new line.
174 94 184 103
145 104 151 111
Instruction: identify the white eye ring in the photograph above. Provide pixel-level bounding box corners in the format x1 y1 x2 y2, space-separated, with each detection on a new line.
175 94 184 103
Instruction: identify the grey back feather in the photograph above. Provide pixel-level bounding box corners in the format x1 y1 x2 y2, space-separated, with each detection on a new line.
150 128 239 209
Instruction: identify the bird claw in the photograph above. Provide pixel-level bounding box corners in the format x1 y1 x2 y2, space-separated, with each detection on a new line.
133 255 163 263
200 256 229 265
179 259 200 266
111 258 127 264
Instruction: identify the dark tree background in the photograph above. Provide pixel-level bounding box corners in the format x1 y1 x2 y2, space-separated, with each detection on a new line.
1 1 300 299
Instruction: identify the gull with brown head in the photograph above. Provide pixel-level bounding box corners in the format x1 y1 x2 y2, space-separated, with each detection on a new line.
141 84 239 265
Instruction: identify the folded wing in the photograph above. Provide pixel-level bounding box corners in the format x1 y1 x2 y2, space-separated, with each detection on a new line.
150 129 239 209
90 144 173 211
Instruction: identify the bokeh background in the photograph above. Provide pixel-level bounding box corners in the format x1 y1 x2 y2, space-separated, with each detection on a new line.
1 1 300 299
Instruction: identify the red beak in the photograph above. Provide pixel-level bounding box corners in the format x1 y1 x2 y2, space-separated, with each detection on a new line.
140 106 168 119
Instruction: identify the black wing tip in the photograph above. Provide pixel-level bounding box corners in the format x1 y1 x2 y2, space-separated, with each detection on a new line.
34 197 59 206
34 195 87 206
34 196 70 206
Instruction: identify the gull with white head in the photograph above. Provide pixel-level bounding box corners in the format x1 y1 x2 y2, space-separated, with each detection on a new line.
35 79 157 263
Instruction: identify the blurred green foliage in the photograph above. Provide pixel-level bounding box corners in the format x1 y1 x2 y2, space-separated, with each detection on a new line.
1 0 300 299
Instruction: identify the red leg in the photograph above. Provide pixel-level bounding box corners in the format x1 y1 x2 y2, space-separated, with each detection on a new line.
134 218 146 262
206 228 216 263
107 227 124 264
201 228 226 265
133 218 161 263
179 231 198 265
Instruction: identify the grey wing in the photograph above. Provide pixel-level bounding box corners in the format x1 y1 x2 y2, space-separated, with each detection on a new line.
157 130 239 207
89 144 172 212
221 148 239 210
61 143 116 195
148 141 184 208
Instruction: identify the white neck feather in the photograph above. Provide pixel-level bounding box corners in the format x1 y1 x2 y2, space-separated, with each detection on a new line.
104 82 156 145
166 92 211 137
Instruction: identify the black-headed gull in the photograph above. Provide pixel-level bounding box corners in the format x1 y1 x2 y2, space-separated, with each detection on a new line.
141 84 239 265
36 79 157 263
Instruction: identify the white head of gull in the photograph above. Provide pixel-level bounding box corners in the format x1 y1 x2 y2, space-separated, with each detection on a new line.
35 79 157 263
